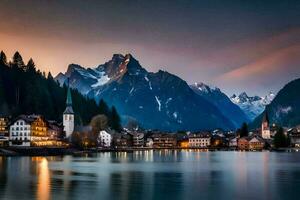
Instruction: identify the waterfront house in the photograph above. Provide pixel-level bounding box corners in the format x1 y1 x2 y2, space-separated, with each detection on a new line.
152 133 177 148
237 137 249 150
188 133 211 148
9 115 33 147
248 135 265 151
0 116 9 146
113 133 133 148
178 139 189 148
211 134 226 147
228 137 238 149
131 132 145 147
238 135 265 151
9 115 66 147
146 138 153 148
98 130 112 147
289 127 300 147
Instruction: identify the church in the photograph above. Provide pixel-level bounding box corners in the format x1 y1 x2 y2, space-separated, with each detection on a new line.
261 111 271 139
63 86 75 138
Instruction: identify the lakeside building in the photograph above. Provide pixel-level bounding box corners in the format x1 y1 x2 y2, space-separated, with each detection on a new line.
228 137 238 149
289 127 300 147
146 138 153 147
188 133 211 148
113 134 133 148
131 132 145 147
178 139 189 148
152 133 177 148
0 116 9 146
98 130 112 147
248 135 265 150
237 135 265 151
9 115 64 147
9 115 32 146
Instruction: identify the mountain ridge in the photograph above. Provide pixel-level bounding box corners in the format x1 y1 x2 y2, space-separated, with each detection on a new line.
55 54 236 131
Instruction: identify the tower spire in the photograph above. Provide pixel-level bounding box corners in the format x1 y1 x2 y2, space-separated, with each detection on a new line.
64 79 74 114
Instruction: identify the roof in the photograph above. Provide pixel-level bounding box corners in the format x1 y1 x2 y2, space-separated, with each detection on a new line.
64 86 74 114
11 115 39 125
66 87 72 106
189 133 211 138
239 134 265 143
63 106 74 114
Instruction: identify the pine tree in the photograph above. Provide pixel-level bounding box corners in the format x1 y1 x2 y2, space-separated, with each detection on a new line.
274 127 288 148
239 122 249 137
26 58 36 73
99 99 110 115
0 51 8 66
110 106 122 132
12 51 25 69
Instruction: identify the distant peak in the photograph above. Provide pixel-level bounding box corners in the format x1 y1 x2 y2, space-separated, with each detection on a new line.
193 82 219 93
239 92 248 98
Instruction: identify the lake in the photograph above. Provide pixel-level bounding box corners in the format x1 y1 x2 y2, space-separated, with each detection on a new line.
1 150 300 200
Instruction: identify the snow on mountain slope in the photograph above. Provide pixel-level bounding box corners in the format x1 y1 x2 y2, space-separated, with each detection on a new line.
230 92 275 120
55 54 235 131
191 82 250 128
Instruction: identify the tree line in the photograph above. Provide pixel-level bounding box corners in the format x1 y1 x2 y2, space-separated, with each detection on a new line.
0 51 121 131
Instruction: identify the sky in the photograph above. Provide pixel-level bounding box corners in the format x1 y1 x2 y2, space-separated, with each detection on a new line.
0 0 300 96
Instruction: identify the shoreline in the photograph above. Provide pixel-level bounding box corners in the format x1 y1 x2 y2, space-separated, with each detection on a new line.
0 147 298 156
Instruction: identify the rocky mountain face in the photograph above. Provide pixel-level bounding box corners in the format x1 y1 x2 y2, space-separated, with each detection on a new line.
55 54 236 131
190 83 250 128
251 78 300 128
230 92 275 120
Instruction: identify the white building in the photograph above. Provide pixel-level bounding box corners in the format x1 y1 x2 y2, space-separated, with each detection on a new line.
189 133 211 148
146 138 153 148
63 86 74 138
9 116 32 146
132 132 144 147
229 137 238 148
98 130 112 147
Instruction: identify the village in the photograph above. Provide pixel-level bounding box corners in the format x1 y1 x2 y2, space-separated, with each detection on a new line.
0 85 300 155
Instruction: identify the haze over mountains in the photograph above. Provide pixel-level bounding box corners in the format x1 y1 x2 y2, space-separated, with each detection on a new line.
55 54 279 131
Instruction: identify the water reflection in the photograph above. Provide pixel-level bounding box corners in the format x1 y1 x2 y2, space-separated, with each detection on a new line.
0 151 300 200
36 158 50 200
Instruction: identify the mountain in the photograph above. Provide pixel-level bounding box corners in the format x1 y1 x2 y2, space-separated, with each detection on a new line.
251 78 300 128
230 92 275 121
55 54 235 131
190 82 249 128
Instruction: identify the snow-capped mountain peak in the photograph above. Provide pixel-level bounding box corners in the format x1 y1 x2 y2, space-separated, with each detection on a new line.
193 82 219 93
230 92 275 120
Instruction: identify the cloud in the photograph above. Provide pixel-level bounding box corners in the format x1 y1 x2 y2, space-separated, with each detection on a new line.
215 44 300 95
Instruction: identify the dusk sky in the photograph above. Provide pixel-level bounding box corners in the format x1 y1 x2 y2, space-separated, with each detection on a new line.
1 0 300 96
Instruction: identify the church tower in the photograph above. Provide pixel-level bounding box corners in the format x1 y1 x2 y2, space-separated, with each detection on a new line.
63 86 74 138
261 111 270 139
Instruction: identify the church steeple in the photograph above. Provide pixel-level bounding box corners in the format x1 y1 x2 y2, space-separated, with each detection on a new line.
63 82 75 138
262 110 269 124
63 83 74 114
261 110 270 139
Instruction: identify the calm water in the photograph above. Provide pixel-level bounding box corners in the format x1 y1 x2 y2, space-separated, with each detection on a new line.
1 151 300 200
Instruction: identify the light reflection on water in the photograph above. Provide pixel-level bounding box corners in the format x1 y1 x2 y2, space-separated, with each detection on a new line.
1 151 300 200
